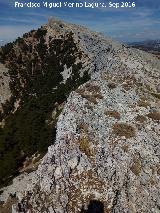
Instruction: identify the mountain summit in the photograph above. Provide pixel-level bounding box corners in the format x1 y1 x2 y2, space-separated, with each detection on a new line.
0 18 160 213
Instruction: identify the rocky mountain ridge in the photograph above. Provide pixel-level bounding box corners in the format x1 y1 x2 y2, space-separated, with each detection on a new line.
0 18 93 187
0 18 160 213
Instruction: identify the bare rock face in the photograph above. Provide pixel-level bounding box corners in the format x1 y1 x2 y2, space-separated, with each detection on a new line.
0 18 160 213
25 77 159 213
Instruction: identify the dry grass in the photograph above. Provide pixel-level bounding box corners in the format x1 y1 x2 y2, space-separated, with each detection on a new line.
76 87 85 94
77 83 103 104
78 123 92 156
121 145 129 152
85 83 101 93
93 93 103 99
149 177 156 186
108 82 116 89
79 122 88 132
81 94 98 104
77 83 101 94
112 123 135 139
101 73 112 81
81 93 103 104
79 135 91 156
147 112 160 121
130 157 141 176
0 197 18 213
138 99 150 108
135 115 147 123
105 110 120 120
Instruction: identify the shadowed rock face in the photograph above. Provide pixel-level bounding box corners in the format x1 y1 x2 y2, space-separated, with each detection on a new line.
0 18 160 213
87 200 104 213
81 200 104 213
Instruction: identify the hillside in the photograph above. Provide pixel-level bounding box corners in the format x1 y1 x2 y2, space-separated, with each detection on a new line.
0 18 92 187
0 18 160 213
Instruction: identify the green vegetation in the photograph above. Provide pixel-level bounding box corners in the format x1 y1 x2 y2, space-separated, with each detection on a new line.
0 42 13 63
0 28 90 186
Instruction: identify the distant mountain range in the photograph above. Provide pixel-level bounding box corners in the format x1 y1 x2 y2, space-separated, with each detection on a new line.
129 40 160 58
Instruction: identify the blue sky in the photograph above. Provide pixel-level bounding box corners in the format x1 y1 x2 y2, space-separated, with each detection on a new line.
0 0 160 45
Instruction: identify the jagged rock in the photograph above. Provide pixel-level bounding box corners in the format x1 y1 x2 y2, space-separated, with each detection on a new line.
68 157 78 170
0 18 160 213
54 167 63 180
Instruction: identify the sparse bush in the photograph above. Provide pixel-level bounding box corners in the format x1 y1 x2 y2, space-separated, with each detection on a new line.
81 93 103 104
81 94 98 104
79 135 91 156
105 110 120 120
85 83 101 93
135 115 147 123
76 87 85 94
79 122 88 132
93 94 103 99
112 123 135 138
108 82 116 89
147 112 160 121
138 99 150 108
130 157 141 176
121 145 129 152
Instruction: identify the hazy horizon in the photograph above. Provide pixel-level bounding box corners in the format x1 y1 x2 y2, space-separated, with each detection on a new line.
0 0 160 45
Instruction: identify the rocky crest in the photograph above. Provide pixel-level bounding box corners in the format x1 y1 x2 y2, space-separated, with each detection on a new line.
0 18 160 213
